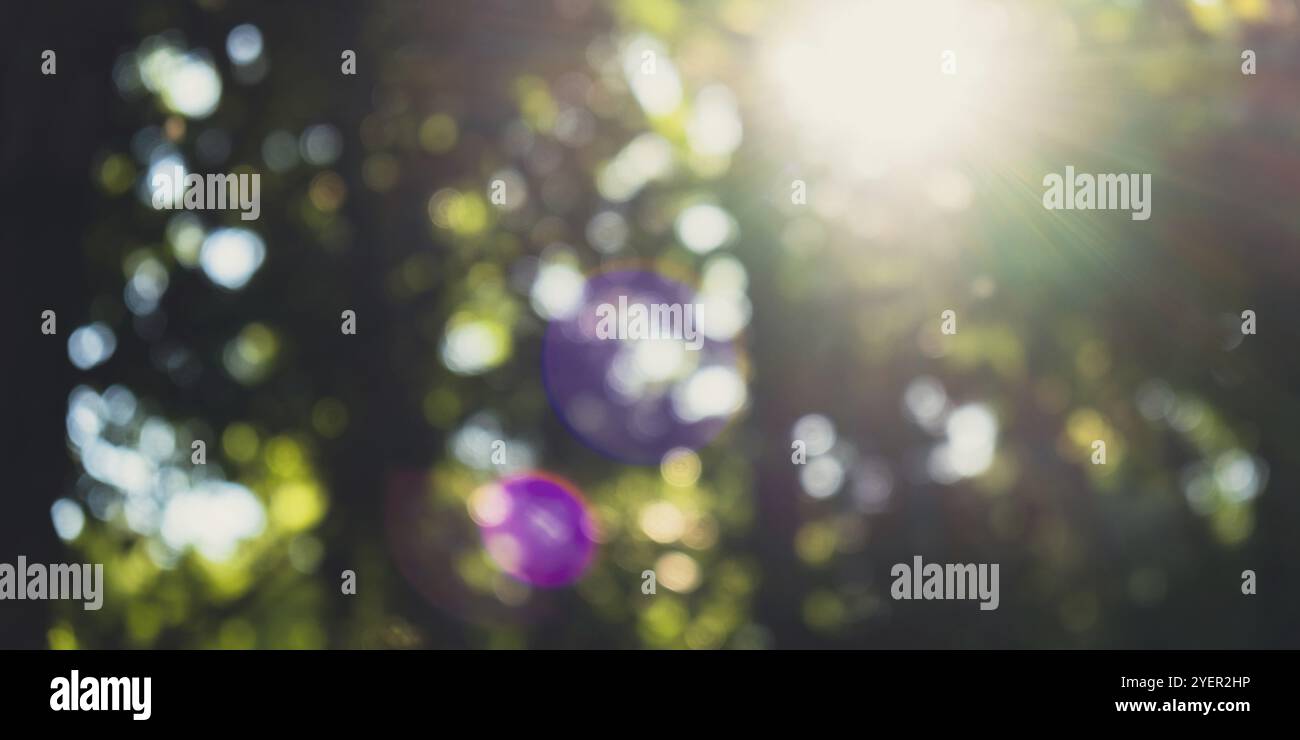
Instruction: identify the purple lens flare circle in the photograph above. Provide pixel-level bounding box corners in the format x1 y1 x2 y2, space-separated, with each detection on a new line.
470 472 597 588
541 266 745 465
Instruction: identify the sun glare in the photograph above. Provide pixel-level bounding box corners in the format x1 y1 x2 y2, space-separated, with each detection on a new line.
764 0 1030 176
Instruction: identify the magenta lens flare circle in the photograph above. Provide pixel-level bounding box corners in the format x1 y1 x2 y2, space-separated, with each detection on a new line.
470 472 597 588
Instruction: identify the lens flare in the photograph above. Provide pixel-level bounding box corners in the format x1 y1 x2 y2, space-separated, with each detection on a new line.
472 473 596 588
541 266 746 464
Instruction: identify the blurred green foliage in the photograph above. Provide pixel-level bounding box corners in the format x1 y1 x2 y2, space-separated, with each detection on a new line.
35 0 1300 649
